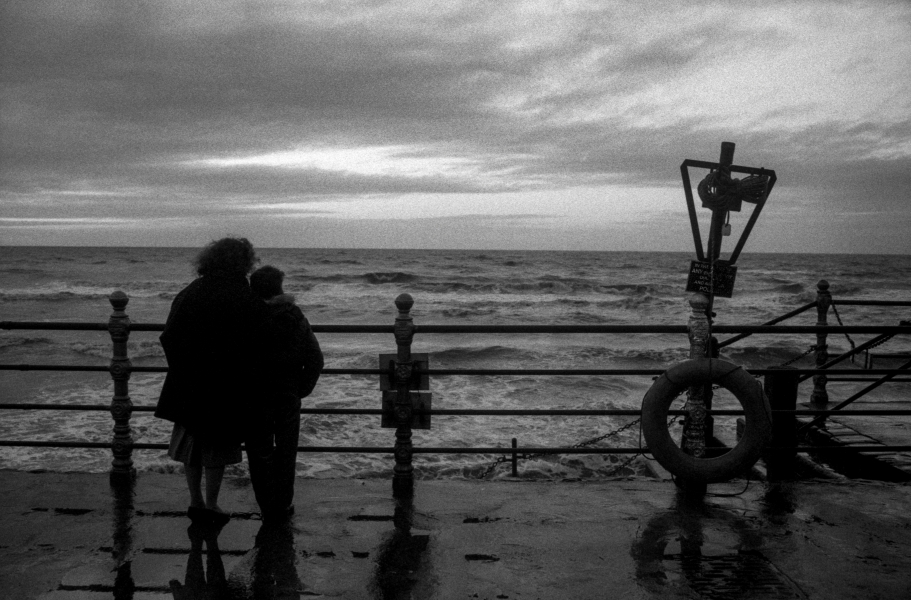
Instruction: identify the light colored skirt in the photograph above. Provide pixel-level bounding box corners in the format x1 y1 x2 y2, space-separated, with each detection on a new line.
167 423 242 468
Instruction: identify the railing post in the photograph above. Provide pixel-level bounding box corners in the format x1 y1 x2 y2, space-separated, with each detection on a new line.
762 366 799 480
108 291 134 478
392 293 416 492
684 293 710 456
810 280 831 408
511 437 518 477
680 292 710 496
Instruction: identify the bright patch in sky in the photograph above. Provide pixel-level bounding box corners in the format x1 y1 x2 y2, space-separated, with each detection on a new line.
191 146 487 179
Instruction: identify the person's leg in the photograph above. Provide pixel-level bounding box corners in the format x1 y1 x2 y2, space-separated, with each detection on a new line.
185 464 204 508
246 408 277 516
272 395 302 513
204 466 226 513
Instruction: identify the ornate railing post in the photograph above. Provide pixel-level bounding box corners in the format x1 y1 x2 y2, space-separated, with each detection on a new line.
684 293 710 458
810 280 831 408
108 291 134 478
679 292 711 496
392 293 416 490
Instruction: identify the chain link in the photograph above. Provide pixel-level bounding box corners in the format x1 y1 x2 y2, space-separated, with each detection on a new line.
475 387 698 479
830 302 857 363
780 344 817 367
476 416 644 479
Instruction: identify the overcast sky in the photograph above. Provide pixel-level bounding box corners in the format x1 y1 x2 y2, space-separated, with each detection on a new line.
2 0 909 254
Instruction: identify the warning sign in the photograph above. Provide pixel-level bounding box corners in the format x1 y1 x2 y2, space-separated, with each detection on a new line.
686 260 737 298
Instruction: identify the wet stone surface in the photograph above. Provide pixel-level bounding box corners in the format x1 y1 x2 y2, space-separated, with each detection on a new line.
0 472 908 599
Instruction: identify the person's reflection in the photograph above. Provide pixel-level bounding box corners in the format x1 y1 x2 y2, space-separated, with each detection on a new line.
371 482 431 599
223 519 303 599
252 522 302 599
169 522 228 600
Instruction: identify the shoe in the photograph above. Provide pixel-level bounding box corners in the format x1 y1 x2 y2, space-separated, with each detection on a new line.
206 509 231 528
262 504 294 524
187 506 208 521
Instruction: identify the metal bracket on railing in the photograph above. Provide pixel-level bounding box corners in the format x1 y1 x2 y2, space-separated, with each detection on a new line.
379 354 429 392
381 390 432 429
380 354 431 429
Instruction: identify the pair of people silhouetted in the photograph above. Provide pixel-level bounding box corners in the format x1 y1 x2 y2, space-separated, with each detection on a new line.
154 237 323 527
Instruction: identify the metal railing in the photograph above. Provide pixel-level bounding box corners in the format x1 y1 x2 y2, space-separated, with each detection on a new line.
1 281 910 481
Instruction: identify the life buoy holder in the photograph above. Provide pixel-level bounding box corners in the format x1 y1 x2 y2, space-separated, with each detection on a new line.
641 358 772 483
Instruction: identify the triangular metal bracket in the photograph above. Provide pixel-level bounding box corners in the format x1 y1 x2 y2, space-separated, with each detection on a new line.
680 159 776 265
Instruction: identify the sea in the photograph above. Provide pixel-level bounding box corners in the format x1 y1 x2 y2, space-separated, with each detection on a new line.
2 247 910 480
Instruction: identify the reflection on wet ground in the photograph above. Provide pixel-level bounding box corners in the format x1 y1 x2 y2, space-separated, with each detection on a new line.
11 472 911 599
631 486 806 599
371 480 433 599
96 476 436 599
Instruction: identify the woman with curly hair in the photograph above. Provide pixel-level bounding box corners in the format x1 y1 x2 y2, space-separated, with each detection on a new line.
155 237 268 526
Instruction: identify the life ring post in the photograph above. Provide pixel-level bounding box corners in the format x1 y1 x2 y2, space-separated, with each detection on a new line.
681 293 712 496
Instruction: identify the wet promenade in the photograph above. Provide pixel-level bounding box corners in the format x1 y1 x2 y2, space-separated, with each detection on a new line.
1 470 909 599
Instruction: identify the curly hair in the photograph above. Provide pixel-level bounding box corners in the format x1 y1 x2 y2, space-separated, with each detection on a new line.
193 237 258 277
250 265 285 299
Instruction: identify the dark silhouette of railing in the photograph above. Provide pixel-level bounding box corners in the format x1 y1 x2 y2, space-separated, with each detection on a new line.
1 280 910 482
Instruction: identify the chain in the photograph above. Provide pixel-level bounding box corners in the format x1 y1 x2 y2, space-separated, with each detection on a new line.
780 344 817 367
830 301 857 363
475 417 644 479
476 455 513 479
475 386 701 480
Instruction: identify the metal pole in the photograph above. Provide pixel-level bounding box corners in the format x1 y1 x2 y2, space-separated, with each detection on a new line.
511 437 518 477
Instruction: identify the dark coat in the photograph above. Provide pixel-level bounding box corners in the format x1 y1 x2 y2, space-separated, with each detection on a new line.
260 294 324 400
154 272 269 444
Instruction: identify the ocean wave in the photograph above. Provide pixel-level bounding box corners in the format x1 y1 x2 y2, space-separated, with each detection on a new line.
0 267 46 275
439 306 501 319
64 339 166 359
0 335 56 350
768 283 805 294
721 344 818 368
430 345 541 364
0 282 176 302
0 291 110 302
363 272 420 284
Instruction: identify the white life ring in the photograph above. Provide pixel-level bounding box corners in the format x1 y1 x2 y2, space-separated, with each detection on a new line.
641 359 772 483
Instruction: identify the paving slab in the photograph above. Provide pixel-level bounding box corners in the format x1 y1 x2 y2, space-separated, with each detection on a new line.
0 470 909 599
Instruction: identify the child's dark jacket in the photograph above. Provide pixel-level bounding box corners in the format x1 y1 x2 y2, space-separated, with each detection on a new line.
262 294 324 399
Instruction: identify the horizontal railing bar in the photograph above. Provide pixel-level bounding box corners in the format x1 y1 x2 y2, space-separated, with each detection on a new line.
827 377 911 382
0 365 112 372
2 441 910 454
833 300 911 306
410 445 911 454
2 403 910 418
2 363 910 377
3 321 910 335
0 322 111 331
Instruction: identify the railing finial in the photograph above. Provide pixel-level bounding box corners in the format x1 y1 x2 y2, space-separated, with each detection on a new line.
395 293 414 313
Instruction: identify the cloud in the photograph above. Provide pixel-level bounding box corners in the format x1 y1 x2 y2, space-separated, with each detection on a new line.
1 1 910 251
